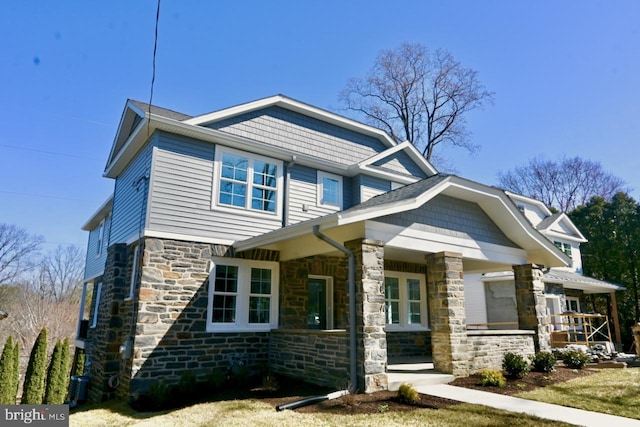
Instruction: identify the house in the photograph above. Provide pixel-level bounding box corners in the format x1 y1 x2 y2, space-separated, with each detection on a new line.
75 95 623 403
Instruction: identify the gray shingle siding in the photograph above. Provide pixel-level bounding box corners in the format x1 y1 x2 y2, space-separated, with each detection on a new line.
109 141 153 244
360 175 391 202
206 106 388 166
378 195 518 247
372 150 428 178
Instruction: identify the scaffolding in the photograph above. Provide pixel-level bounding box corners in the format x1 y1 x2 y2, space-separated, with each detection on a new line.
550 313 613 348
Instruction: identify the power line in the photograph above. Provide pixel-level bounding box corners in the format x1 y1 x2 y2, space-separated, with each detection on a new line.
0 190 91 203
147 0 161 138
0 144 100 161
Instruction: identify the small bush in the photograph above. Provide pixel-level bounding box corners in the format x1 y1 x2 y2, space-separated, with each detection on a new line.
502 352 529 379
479 369 506 387
532 351 557 373
562 350 591 369
0 336 17 404
22 328 48 404
397 383 420 405
205 368 225 392
144 380 171 410
178 370 197 397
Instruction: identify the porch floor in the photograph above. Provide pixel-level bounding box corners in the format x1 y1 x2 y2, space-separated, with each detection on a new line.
387 356 454 391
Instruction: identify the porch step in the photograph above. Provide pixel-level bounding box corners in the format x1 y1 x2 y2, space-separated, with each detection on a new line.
387 358 455 390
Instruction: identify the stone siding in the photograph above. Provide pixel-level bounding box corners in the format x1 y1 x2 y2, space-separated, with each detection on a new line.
468 330 536 374
269 330 349 388
514 264 551 352
129 238 271 397
279 256 349 329
386 331 431 359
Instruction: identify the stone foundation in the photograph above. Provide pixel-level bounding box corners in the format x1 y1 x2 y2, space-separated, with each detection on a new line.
386 331 431 359
468 330 535 374
269 329 349 388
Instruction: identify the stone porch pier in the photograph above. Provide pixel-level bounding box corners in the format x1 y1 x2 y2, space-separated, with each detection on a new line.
425 251 469 377
514 263 551 352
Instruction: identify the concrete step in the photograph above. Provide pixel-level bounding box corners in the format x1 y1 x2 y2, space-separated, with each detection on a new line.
386 357 454 390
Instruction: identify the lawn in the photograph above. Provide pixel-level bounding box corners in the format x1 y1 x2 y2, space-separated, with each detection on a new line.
69 368 639 427
516 368 640 420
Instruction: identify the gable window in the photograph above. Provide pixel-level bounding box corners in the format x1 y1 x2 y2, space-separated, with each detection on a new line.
384 272 428 330
554 241 573 266
317 171 343 209
207 258 279 332
214 148 282 215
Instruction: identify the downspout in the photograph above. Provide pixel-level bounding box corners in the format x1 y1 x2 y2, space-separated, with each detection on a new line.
276 226 356 411
312 225 357 394
282 156 296 228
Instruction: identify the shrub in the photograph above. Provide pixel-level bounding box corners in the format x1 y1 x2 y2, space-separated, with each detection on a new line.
397 383 420 405
479 369 506 387
205 368 225 392
12 339 19 403
22 328 48 404
178 370 197 397
0 336 16 404
72 350 85 377
532 351 557 373
562 350 591 369
44 340 65 404
146 380 172 410
502 352 529 379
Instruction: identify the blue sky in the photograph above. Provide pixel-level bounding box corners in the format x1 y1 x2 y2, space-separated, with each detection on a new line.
1 1 639 252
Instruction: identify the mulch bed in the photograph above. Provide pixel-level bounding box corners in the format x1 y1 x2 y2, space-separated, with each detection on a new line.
247 366 595 415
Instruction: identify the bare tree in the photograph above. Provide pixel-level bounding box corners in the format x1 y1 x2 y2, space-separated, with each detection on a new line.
0 224 42 285
498 156 628 212
340 43 494 164
40 245 84 302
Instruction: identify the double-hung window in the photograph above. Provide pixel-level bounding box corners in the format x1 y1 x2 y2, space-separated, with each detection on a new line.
384 272 428 330
214 148 282 216
317 171 343 209
207 258 279 332
554 241 573 267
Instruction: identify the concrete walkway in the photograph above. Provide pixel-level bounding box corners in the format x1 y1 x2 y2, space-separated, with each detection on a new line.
416 383 640 427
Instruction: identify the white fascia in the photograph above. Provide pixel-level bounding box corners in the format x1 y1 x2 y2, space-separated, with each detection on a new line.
356 140 438 176
81 195 114 231
505 192 553 216
538 213 587 242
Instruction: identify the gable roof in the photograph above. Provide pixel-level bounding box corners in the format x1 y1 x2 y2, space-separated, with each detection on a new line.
536 212 587 243
235 174 571 268
103 96 436 180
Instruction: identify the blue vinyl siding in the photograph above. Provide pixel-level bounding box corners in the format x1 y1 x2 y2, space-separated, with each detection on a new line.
360 175 391 203
109 142 153 244
372 150 429 178
147 133 281 241
83 214 111 281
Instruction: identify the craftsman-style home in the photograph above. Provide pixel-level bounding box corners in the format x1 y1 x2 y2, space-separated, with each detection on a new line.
75 95 622 402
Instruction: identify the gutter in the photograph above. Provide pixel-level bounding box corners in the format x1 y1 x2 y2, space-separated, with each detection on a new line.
312 225 357 393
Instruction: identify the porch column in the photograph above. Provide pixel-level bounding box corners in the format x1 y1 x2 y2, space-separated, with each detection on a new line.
513 264 550 352
425 251 469 377
345 238 387 393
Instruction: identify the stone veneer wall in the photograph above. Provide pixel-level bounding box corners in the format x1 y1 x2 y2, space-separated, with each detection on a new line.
514 264 550 352
129 238 273 397
467 330 535 374
279 255 349 329
386 331 431 359
269 329 350 388
85 243 133 403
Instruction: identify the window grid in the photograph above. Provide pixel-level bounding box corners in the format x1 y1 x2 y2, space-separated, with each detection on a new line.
212 265 239 323
249 268 271 324
385 277 400 324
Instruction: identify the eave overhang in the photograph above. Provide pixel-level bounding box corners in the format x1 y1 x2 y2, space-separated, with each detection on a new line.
81 195 113 231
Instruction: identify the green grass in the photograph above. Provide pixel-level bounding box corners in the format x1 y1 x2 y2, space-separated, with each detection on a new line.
69 397 570 427
517 368 640 420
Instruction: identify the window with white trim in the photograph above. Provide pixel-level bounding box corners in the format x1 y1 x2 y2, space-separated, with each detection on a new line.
554 241 573 267
384 272 428 330
566 296 581 313
317 171 343 209
207 258 279 332
96 219 105 256
213 148 283 215
90 282 102 328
